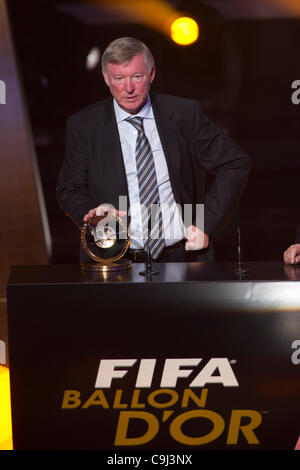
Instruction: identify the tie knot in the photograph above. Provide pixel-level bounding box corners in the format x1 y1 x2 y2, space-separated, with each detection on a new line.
125 116 144 132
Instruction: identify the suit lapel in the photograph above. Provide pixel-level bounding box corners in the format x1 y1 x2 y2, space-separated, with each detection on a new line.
98 99 129 201
150 93 182 204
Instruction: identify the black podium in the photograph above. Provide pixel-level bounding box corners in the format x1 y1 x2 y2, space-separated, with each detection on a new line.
7 262 300 450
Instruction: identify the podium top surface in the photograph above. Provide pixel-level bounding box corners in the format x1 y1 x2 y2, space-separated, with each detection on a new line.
7 261 300 285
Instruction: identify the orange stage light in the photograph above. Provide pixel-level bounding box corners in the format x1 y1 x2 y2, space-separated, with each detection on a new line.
170 16 199 46
95 0 200 45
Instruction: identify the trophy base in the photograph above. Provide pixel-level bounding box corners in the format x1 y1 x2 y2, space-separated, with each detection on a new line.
81 259 132 272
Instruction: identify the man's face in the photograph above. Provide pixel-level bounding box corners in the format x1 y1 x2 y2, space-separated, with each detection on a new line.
102 53 155 114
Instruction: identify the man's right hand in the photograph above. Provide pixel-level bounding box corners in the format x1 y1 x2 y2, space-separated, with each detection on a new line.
283 244 300 264
83 205 127 223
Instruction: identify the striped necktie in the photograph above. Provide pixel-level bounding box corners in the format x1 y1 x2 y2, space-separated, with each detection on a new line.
126 116 165 259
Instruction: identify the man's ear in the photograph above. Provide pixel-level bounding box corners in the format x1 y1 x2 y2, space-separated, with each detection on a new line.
102 69 110 87
150 65 156 84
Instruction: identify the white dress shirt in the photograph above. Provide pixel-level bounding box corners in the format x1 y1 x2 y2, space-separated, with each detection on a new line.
114 96 186 249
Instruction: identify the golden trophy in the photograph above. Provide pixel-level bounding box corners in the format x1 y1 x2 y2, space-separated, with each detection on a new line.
80 213 131 272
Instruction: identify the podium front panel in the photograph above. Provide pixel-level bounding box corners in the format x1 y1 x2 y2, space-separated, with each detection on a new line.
7 263 300 450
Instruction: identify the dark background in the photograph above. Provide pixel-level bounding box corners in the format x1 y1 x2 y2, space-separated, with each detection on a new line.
6 0 300 265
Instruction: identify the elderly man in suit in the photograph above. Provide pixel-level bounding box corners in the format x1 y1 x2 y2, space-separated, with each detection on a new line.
57 37 251 263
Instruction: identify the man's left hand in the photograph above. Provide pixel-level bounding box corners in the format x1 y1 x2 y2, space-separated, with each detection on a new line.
185 225 209 251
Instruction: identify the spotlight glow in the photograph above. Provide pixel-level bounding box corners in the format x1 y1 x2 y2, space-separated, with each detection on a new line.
170 16 199 45
86 47 101 70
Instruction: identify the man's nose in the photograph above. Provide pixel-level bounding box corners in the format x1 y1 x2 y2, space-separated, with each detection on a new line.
124 78 134 94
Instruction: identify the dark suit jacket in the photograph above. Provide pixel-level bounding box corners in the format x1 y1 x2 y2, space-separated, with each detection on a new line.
56 92 251 257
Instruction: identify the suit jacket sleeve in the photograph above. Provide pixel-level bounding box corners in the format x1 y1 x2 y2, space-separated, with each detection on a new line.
56 116 99 228
193 102 251 237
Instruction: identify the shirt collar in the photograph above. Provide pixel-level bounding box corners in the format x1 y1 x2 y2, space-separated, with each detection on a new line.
114 95 154 123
